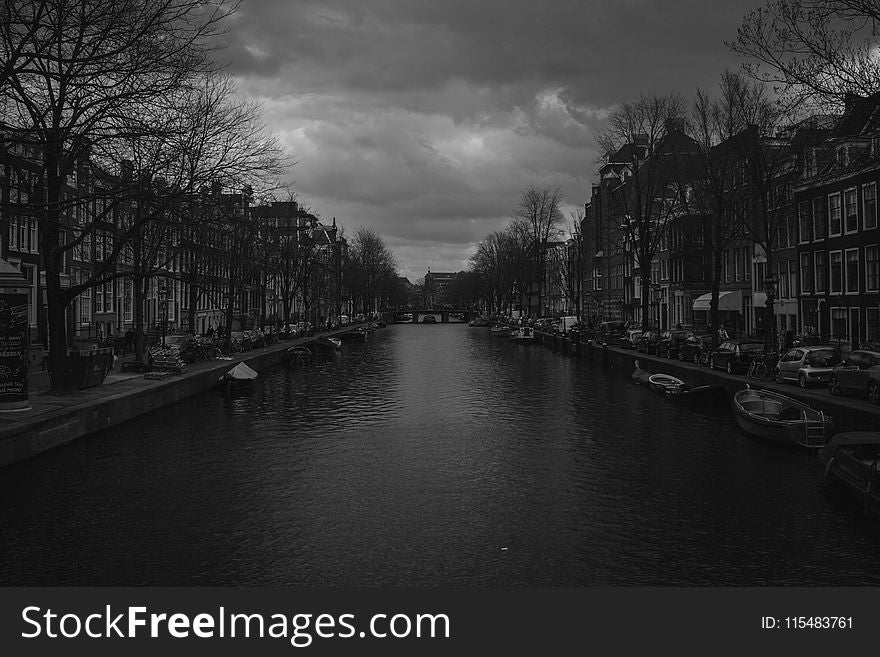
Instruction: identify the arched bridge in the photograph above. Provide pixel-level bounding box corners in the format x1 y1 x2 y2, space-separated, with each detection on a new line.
385 310 474 324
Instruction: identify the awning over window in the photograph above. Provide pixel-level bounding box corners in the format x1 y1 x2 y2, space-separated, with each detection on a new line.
692 289 742 311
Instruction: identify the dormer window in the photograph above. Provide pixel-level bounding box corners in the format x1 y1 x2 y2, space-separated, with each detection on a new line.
837 146 849 167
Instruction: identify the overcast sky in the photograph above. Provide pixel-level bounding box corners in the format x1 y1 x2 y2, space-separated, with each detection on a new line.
225 0 765 282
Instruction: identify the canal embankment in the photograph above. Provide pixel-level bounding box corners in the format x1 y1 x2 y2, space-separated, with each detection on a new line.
0 325 369 469
533 331 880 433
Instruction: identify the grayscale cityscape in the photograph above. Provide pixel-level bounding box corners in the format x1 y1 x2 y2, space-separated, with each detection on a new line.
1 0 880 589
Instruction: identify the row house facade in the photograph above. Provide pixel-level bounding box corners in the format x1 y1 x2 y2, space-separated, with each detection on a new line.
795 93 880 349
0 137 348 351
578 112 858 345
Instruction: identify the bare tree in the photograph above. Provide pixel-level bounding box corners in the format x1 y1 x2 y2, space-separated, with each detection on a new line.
731 0 880 110
513 186 563 316
596 92 699 329
0 0 237 391
686 71 770 345
345 228 398 315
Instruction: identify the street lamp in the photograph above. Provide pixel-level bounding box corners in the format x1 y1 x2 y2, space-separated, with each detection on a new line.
157 279 168 347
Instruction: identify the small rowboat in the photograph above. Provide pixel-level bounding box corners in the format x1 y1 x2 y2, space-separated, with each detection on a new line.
648 373 685 394
732 386 832 448
285 345 313 364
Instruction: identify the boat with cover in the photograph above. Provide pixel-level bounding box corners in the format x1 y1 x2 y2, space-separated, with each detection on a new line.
468 317 491 327
510 326 535 344
219 362 258 384
818 432 880 519
732 386 831 447
491 324 514 336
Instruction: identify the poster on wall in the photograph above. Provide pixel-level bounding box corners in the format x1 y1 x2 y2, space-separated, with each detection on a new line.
0 293 29 403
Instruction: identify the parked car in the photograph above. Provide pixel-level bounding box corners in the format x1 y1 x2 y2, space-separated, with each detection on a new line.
679 334 713 364
636 329 662 355
534 317 555 332
619 328 643 350
829 349 880 404
659 329 694 359
774 345 842 388
556 316 579 334
709 338 765 374
595 320 626 345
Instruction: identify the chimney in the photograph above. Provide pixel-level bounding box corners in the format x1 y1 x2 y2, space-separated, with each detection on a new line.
844 92 863 115
666 117 685 133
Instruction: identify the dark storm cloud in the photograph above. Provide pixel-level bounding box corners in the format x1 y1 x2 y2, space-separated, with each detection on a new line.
227 0 764 280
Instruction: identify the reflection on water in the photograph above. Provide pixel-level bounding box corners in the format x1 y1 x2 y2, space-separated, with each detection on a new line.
1 324 879 585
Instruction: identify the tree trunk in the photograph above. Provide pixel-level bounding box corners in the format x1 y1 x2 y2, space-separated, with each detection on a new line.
42 143 75 393
188 279 198 336
133 276 148 363
710 247 724 348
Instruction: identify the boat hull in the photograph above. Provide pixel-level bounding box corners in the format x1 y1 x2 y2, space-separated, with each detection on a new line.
732 387 832 447
819 433 880 518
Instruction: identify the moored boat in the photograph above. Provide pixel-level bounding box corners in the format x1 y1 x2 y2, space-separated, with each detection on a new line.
648 373 685 394
818 432 880 519
219 362 258 385
315 336 342 350
631 359 651 386
468 316 491 327
664 384 727 405
285 345 313 364
509 326 535 344
732 386 832 448
490 324 514 336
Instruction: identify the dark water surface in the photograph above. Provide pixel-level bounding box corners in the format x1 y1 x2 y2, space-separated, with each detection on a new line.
2 324 879 585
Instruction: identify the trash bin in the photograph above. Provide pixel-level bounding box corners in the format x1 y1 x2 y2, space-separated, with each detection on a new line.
47 348 114 389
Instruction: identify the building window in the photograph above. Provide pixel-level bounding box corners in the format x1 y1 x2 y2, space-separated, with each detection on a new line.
867 245 879 292
844 188 859 233
830 250 842 293
829 193 842 236
123 279 133 322
813 197 826 240
8 217 17 251
789 258 797 299
868 307 880 343
29 219 38 254
800 253 813 293
78 271 92 325
831 307 847 339
777 260 789 298
845 248 859 293
798 200 811 243
864 182 877 230
814 251 827 293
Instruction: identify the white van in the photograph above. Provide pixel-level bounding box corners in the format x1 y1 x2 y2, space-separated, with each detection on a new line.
558 316 579 334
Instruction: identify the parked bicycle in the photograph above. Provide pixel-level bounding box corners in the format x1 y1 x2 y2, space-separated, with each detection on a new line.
747 351 779 380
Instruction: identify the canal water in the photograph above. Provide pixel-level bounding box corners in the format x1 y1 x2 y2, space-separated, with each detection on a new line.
2 324 879 586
